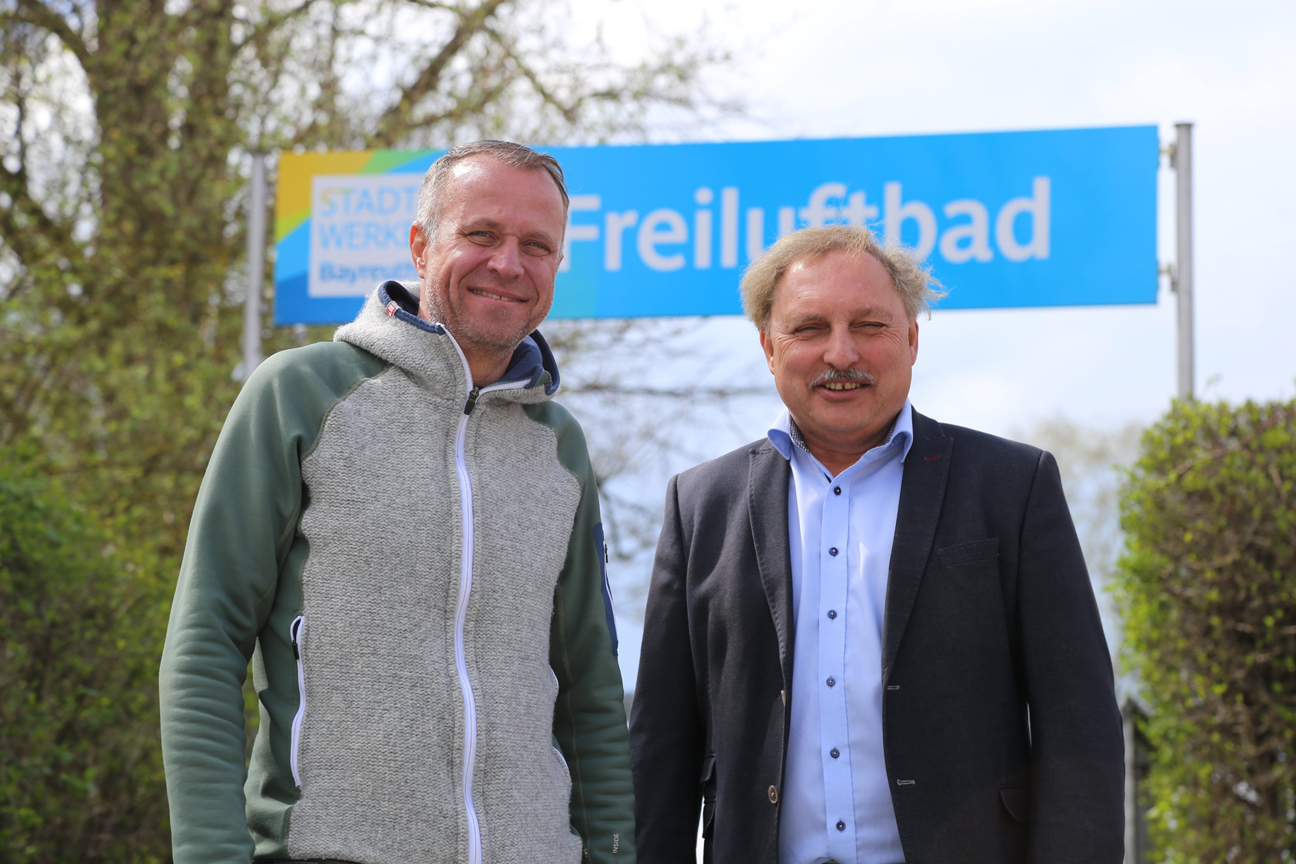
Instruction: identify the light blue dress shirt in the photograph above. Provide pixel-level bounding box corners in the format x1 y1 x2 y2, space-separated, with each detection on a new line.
768 401 913 864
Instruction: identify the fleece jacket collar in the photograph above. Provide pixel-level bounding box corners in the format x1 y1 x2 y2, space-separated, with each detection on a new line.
333 281 561 404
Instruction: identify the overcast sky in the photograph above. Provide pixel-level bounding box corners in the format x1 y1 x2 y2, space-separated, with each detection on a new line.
573 0 1294 427
560 0 1296 687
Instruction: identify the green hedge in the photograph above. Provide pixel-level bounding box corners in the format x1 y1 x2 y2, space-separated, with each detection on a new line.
0 462 171 862
1115 398 1296 862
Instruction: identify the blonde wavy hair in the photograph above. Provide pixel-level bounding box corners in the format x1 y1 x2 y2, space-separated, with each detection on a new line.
740 226 945 329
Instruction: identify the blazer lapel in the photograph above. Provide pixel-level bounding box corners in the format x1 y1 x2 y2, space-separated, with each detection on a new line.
881 407 952 682
748 442 795 685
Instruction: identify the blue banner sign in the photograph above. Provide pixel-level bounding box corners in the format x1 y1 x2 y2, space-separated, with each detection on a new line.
273 126 1158 324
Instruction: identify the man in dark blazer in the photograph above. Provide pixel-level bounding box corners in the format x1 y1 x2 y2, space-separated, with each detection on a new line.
629 226 1123 864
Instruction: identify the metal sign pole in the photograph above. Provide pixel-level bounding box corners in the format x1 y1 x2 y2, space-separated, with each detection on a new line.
1172 123 1194 400
1123 700 1138 863
243 152 267 384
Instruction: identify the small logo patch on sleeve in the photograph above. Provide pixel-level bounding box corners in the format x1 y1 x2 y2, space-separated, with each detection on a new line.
385 301 399 317
592 522 618 656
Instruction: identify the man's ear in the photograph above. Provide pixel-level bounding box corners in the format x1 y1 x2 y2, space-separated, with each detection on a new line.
759 326 776 375
909 319 920 366
409 223 428 278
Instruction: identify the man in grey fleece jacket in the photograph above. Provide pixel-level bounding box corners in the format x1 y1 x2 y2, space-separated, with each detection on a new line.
160 141 634 864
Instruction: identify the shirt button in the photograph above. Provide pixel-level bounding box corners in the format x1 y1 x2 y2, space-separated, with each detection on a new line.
768 785 779 804
833 486 841 495
827 609 837 620
830 748 840 758
829 547 838 556
836 820 846 831
826 677 835 687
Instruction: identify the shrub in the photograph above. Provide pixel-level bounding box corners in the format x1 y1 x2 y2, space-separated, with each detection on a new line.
1115 398 1296 862
0 462 171 863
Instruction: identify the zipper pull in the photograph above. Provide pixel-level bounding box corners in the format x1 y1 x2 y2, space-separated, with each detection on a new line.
464 386 480 415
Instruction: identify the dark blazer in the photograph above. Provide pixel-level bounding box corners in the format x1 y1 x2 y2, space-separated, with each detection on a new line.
629 408 1123 864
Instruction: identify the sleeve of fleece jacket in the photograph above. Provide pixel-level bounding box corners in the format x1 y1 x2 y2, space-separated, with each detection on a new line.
159 344 380 864
540 404 637 864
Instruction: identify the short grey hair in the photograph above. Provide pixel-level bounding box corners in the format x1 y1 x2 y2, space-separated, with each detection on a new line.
741 226 946 329
414 140 569 239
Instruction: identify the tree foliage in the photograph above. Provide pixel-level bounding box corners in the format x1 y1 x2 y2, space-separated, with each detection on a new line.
0 0 723 856
0 461 170 863
1114 397 1296 862
1 0 719 562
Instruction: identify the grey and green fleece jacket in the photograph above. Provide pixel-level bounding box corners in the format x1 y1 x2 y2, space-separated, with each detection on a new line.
159 281 634 864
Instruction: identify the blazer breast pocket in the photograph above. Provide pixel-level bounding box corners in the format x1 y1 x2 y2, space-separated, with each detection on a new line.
930 537 1007 661
936 537 999 568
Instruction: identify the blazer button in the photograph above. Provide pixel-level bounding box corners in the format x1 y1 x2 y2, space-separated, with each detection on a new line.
768 785 779 804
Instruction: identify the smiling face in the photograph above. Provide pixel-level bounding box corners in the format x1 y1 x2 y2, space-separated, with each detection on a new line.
410 155 566 385
760 249 919 474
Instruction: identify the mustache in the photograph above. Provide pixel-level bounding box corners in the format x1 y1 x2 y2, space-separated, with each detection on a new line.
808 368 876 389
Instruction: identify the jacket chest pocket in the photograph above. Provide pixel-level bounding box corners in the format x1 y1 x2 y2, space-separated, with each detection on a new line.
927 539 1006 657
936 538 999 568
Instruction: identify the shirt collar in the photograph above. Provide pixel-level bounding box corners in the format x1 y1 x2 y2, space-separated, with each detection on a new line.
767 398 915 465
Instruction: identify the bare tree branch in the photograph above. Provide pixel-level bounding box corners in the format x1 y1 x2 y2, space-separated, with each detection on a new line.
484 25 580 123
368 0 511 147
0 68 79 264
399 69 512 136
10 0 89 65
238 0 318 50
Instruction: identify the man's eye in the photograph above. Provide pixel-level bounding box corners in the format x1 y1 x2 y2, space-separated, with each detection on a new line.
524 241 552 255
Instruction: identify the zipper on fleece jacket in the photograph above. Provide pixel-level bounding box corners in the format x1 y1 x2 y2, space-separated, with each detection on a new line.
289 615 306 788
452 408 482 864
447 334 537 864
